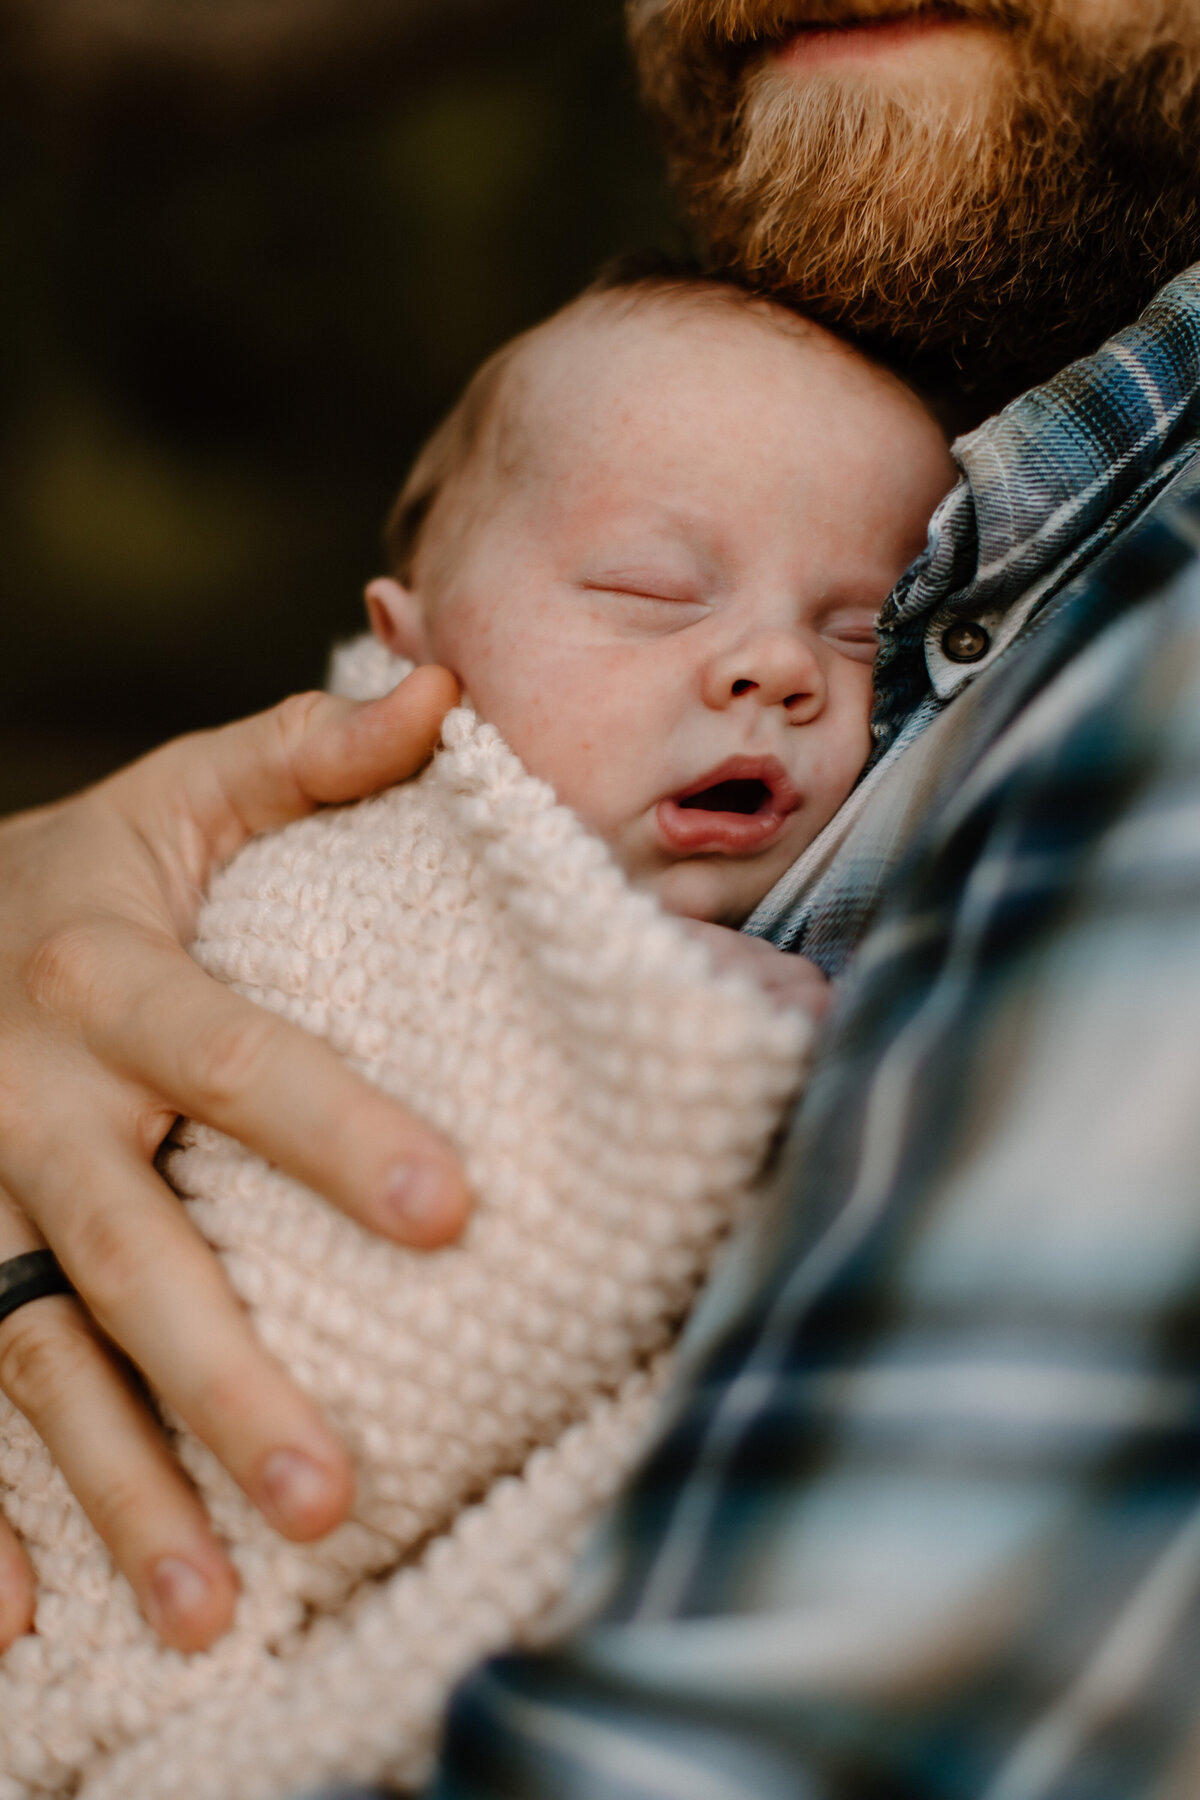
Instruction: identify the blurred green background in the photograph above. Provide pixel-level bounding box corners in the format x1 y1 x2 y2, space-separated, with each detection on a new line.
0 0 679 813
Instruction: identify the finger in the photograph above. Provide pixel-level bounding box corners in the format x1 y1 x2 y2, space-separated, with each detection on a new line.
287 664 461 805
0 1291 239 1651
133 666 461 872
0 1513 35 1650
0 1189 239 1649
17 1138 357 1558
0 1201 38 1649
90 931 469 1246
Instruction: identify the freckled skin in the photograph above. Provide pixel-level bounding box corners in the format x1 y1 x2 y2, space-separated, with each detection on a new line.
371 300 956 926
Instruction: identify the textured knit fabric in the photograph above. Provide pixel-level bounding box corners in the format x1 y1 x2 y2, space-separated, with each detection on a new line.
417 275 1200 1798
746 262 1200 970
0 636 808 1800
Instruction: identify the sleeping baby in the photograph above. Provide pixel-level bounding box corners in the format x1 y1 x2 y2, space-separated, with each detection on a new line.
366 261 950 966
0 268 954 1800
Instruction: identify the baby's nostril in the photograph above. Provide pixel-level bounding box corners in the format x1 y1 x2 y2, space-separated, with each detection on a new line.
783 693 803 709
731 679 756 696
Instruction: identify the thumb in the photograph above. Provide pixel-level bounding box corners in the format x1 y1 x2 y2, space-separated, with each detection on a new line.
288 664 461 806
114 666 461 881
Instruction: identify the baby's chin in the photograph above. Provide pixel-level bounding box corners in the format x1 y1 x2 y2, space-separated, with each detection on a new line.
638 860 769 930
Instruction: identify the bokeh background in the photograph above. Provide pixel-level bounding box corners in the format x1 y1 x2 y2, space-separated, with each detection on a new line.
1 0 680 813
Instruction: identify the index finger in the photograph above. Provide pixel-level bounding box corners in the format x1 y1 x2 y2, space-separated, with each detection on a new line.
92 928 470 1246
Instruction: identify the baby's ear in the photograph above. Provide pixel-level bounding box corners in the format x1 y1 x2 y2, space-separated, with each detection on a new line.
365 577 432 662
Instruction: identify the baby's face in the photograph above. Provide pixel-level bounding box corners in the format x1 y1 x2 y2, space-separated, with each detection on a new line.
373 300 955 925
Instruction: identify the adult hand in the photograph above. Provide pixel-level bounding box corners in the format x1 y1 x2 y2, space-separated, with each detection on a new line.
0 668 467 1652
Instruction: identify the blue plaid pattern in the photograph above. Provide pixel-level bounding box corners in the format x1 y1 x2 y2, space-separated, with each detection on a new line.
322 270 1200 1797
745 264 1200 972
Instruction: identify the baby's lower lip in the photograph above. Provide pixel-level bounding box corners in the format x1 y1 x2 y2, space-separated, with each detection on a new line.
656 796 797 857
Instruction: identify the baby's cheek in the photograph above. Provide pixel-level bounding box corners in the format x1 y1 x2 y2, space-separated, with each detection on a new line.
485 725 643 875
510 720 650 849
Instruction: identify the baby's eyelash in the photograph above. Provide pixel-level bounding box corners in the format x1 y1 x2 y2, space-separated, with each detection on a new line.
582 582 699 605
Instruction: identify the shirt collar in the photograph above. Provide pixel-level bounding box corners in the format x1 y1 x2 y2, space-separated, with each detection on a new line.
871 264 1200 755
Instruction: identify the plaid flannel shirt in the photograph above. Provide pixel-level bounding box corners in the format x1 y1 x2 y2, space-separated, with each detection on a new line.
325 267 1200 1799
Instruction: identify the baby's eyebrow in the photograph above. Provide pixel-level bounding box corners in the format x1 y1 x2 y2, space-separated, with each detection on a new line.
571 508 722 569
566 487 712 532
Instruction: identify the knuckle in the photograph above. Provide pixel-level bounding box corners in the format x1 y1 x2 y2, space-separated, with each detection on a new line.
133 1101 177 1164
272 692 326 765
83 1466 161 1548
61 1199 164 1323
187 1011 278 1118
183 1352 264 1446
22 924 109 1020
0 1303 96 1426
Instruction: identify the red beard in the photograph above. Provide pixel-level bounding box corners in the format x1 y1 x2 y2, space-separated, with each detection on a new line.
627 0 1200 386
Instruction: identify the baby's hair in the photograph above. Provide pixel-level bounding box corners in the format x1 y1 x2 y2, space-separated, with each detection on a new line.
384 254 810 586
384 337 525 587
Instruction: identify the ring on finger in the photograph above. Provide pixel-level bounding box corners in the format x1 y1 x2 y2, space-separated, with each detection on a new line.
0 1251 74 1329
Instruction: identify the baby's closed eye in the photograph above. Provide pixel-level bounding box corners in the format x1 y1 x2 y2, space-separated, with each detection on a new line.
577 576 707 635
820 609 880 665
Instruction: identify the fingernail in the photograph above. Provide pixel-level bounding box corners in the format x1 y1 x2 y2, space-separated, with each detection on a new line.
147 1557 212 1634
259 1449 340 1532
383 1160 454 1236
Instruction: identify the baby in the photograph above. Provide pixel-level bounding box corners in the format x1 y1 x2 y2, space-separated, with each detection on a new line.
0 271 956 1800
364 265 952 970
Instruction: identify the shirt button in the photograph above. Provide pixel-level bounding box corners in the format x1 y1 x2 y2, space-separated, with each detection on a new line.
941 620 991 664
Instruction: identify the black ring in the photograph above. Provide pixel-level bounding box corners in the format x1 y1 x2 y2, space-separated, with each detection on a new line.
0 1251 74 1329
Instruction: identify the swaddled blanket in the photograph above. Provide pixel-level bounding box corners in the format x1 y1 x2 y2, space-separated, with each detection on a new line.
0 640 809 1800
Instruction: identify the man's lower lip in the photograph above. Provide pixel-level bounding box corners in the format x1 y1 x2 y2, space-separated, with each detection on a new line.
773 11 962 67
657 799 793 856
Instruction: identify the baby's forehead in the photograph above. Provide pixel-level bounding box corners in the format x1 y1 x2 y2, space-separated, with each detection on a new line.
506 286 934 449
518 286 829 391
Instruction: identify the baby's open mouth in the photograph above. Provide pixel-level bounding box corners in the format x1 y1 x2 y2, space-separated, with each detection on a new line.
658 757 800 856
679 778 773 816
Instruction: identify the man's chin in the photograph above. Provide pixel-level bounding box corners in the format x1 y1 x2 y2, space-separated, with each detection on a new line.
701 51 1049 374
629 0 1200 386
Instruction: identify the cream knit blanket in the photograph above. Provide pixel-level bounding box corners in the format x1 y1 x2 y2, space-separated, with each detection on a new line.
0 640 809 1800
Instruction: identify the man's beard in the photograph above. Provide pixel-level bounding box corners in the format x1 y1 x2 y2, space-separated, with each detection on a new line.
627 1 1200 387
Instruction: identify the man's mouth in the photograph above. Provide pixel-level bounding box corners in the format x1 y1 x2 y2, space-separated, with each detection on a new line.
657 757 801 856
767 4 967 64
745 1 959 35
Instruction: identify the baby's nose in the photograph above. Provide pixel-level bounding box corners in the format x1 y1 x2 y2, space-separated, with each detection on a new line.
707 631 824 717
730 675 812 711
